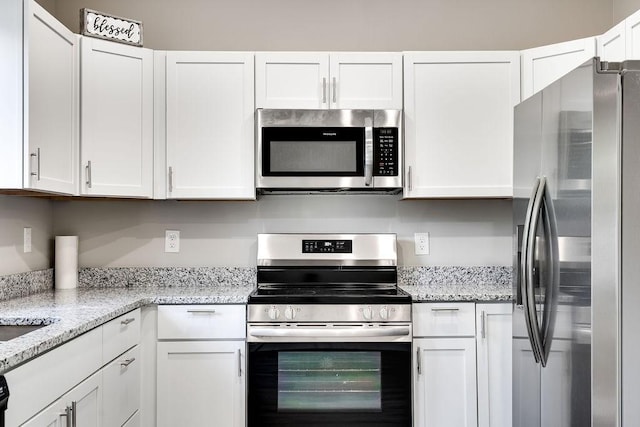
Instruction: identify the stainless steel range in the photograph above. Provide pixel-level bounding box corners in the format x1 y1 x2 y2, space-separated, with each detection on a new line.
247 233 412 427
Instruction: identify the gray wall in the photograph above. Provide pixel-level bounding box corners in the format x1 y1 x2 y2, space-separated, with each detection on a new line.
50 0 613 51
52 197 512 267
615 0 640 22
0 196 53 276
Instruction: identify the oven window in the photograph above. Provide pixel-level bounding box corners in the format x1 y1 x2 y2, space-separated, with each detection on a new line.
278 351 381 412
270 140 358 173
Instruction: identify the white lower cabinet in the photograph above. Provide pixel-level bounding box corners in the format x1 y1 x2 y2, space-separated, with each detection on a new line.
102 346 141 427
156 305 246 427
157 341 245 427
414 337 478 427
413 302 512 427
476 303 513 427
22 371 101 427
5 309 142 427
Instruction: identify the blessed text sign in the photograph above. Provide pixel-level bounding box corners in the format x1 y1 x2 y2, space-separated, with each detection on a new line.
80 9 143 47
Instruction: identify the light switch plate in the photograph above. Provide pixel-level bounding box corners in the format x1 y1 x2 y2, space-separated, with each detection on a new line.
165 230 180 253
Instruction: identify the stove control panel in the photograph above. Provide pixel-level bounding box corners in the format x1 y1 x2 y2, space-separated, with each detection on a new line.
248 304 411 323
302 239 352 254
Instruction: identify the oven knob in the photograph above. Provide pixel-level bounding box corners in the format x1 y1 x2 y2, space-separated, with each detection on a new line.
363 306 373 321
379 306 390 320
285 306 296 320
268 307 280 320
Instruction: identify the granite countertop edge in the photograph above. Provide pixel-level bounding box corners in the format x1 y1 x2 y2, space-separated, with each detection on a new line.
0 283 511 373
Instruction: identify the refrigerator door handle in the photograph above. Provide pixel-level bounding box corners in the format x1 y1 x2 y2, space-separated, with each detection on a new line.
521 177 546 363
539 182 560 366
525 176 547 365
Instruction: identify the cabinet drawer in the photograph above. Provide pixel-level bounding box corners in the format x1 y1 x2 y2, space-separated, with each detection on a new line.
103 346 140 427
157 305 246 339
413 303 476 337
103 308 141 364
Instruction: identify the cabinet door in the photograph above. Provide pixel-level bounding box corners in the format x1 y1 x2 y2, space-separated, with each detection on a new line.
414 338 478 427
597 20 627 62
157 341 245 427
102 346 140 427
329 53 402 109
403 51 519 198
165 51 255 199
255 52 329 108
626 9 640 59
25 0 79 195
521 37 596 100
476 303 513 427
23 371 102 427
80 37 153 198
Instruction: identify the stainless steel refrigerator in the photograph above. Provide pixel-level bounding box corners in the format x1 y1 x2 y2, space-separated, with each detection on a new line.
513 57 640 427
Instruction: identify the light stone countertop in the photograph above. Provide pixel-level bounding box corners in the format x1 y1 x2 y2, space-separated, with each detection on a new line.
0 284 253 374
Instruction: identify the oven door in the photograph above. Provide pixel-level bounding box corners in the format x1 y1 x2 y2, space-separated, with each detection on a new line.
247 341 411 427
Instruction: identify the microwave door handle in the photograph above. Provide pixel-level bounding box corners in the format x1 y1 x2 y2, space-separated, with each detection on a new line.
364 118 373 186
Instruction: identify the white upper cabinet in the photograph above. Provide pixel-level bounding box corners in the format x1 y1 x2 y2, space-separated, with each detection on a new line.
597 21 627 62
255 52 402 109
164 51 255 199
0 0 79 195
403 51 520 198
80 37 154 198
597 9 640 62
521 37 596 100
626 9 640 58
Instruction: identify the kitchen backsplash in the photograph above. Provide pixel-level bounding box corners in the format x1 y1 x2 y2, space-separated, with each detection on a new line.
0 269 53 301
0 266 512 301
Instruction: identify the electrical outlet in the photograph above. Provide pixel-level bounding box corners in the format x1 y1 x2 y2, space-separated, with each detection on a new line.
23 227 32 253
165 230 180 253
414 232 429 255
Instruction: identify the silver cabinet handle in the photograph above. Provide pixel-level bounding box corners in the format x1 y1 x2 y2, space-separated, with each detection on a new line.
30 148 40 180
408 166 412 191
431 307 460 312
364 117 373 186
121 317 135 325
481 310 486 339
187 309 217 314
237 349 242 377
322 77 327 104
61 406 72 427
332 77 337 104
168 166 174 192
416 347 422 375
120 357 136 367
85 161 92 188
71 401 77 427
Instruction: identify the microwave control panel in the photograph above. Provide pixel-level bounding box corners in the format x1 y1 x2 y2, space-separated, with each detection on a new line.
374 128 398 176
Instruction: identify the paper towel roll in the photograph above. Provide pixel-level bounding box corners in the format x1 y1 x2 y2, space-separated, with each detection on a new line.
55 236 78 290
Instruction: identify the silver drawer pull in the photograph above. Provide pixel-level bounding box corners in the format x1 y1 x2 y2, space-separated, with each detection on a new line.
187 309 217 314
431 307 460 312
121 318 135 325
120 357 136 367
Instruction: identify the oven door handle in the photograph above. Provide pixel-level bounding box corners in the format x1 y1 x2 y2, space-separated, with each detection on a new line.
248 325 411 339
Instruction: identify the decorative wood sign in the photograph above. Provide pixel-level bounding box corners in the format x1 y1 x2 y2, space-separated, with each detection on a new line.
80 8 143 47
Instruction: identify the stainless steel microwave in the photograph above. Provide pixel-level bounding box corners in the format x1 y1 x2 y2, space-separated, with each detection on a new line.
256 109 402 193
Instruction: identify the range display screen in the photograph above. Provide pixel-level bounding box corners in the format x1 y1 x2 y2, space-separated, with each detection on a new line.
302 240 353 253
